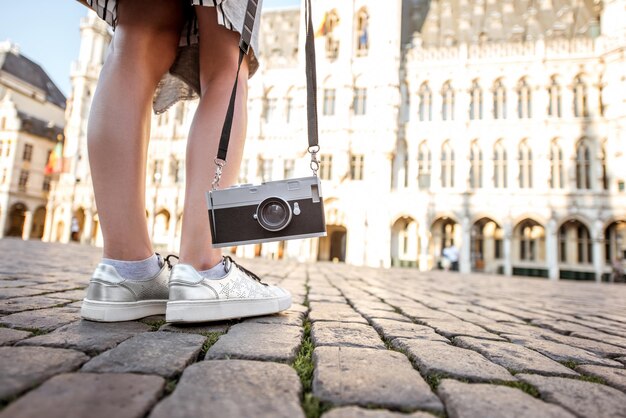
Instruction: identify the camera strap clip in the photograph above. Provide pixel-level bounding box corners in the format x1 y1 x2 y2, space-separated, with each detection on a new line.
212 158 226 191
309 145 320 176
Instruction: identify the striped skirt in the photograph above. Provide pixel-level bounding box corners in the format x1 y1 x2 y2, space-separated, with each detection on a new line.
79 0 263 114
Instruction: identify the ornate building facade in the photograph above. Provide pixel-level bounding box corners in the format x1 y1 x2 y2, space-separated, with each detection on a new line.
0 41 66 241
45 1 626 281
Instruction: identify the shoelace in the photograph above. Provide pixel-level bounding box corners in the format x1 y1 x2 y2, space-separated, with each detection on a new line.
164 254 179 270
224 256 268 286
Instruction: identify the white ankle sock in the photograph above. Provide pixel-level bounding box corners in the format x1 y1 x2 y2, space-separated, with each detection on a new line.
199 260 227 279
101 253 162 281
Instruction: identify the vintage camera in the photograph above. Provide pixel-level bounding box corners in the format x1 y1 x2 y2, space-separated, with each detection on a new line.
206 176 326 248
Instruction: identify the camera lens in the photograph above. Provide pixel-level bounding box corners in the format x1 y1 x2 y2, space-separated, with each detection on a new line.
256 197 292 231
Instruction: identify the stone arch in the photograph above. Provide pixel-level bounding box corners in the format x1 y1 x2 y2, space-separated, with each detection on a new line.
471 217 504 273
71 207 86 242
30 206 47 239
390 216 419 267
604 220 626 265
6 202 28 237
558 218 592 266
512 218 547 277
430 216 461 269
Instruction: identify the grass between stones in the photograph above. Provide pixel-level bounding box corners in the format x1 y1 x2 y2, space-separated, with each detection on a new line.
496 380 540 398
576 374 607 384
292 279 332 418
16 327 49 336
141 317 167 331
560 360 580 369
199 332 224 360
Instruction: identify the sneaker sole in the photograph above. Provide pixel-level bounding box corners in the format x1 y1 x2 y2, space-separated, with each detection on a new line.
81 299 167 322
165 295 292 323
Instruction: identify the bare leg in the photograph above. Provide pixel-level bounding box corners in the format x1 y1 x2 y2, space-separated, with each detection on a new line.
87 0 183 260
179 7 249 270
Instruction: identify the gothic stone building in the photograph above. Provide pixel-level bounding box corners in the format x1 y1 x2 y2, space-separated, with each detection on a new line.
46 1 626 281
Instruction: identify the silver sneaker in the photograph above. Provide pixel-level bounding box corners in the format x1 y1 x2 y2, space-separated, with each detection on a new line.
166 256 291 323
81 255 170 322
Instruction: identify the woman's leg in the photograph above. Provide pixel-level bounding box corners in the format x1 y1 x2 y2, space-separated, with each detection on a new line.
178 7 249 271
87 0 184 261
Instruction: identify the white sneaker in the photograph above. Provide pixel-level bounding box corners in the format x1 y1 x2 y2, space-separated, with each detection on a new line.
166 256 291 323
81 255 170 322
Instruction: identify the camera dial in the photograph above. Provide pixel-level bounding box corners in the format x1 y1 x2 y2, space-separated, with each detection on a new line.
254 197 292 232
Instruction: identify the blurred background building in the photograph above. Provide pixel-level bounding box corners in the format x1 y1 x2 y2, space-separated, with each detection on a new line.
31 0 626 281
0 41 65 242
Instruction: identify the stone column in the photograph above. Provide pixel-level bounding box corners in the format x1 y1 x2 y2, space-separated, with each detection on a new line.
460 217 471 273
592 220 604 282
419 224 430 271
21 210 33 240
546 218 559 280
503 222 513 276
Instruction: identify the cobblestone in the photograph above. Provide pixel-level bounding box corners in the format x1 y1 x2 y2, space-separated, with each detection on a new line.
17 320 151 355
150 360 303 418
309 302 368 324
322 406 435 418
517 374 626 418
2 239 626 418
0 327 31 345
0 307 80 332
206 322 302 362
0 373 164 418
82 332 205 378
0 346 88 400
0 295 71 314
158 322 230 334
370 318 450 342
502 334 624 367
576 365 626 392
437 379 575 418
455 336 579 376
312 346 442 411
311 321 386 349
392 338 516 382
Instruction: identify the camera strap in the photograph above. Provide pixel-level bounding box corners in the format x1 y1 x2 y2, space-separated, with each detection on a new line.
212 0 320 190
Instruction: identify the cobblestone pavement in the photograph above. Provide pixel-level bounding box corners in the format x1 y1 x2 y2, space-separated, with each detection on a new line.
1 238 626 418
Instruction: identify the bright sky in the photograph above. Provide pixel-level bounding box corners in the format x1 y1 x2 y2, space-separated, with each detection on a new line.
0 0 299 97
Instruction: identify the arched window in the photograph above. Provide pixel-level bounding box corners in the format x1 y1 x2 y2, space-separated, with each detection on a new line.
469 80 483 120
441 141 455 188
355 8 369 55
518 140 532 188
493 79 507 119
549 140 564 189
469 141 482 188
321 10 340 59
517 78 532 119
493 141 507 188
575 140 591 190
418 82 432 122
519 220 539 261
573 74 588 117
417 142 431 189
441 81 455 121
548 76 561 118
559 220 592 264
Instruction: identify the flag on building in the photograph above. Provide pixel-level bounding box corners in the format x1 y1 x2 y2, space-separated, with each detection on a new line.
315 12 328 37
44 141 63 174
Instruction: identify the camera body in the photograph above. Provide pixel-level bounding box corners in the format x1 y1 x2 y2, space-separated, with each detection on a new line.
207 176 326 248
